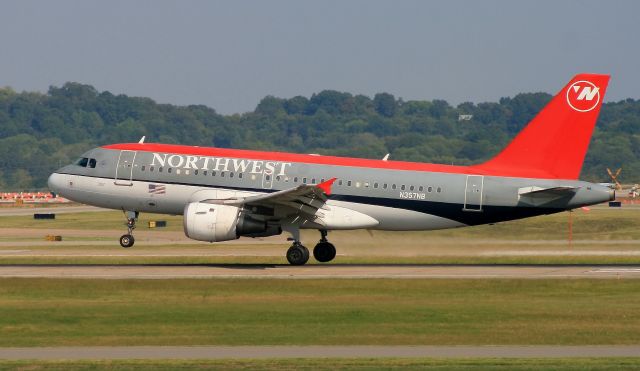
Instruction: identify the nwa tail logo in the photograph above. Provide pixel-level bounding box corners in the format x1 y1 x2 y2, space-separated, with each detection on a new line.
566 80 600 112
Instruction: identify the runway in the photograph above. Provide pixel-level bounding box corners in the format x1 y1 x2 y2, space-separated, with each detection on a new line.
1 264 640 279
1 345 639 360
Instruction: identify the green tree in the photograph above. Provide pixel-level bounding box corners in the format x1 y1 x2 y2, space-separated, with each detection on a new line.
373 92 397 117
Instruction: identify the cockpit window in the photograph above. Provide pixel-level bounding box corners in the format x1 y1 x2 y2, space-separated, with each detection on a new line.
75 157 97 168
75 157 89 167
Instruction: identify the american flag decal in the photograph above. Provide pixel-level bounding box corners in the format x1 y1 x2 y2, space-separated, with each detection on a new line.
148 184 166 195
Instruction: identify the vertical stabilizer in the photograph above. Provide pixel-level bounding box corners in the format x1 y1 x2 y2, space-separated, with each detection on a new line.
472 74 610 179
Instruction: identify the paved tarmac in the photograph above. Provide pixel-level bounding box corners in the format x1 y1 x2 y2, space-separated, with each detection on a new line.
1 264 640 279
1 345 639 360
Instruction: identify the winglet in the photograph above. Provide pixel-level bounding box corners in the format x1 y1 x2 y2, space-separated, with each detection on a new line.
317 177 337 195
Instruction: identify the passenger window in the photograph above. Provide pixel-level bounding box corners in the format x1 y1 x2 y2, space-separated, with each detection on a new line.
401 185 406 191
409 185 414 191
303 178 307 184
203 170 208 176
437 187 442 193
159 167 163 173
141 165 146 171
374 182 378 189
150 166 154 172
392 184 397 190
229 172 234 178
195 170 199 175
185 170 190 175
356 182 361 188
419 186 423 192
212 171 216 176
321 178 325 183
239 173 243 179
364 182 369 188
294 177 298 183
168 168 172 174
221 172 225 177
88 158 97 168
338 180 343 186
428 186 433 193
312 178 316 184
347 180 352 187
383 183 388 189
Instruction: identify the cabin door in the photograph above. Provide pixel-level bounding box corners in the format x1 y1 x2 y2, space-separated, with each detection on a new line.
115 150 137 186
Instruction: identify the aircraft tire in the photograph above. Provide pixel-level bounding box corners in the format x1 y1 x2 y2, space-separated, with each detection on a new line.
119 234 135 248
286 244 309 265
313 242 336 263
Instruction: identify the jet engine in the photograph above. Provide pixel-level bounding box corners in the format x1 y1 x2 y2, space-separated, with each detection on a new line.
183 202 279 242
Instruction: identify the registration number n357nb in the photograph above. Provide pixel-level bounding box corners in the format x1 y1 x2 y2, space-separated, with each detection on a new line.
399 192 425 200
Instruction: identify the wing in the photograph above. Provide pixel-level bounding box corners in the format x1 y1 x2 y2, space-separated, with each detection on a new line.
201 178 338 222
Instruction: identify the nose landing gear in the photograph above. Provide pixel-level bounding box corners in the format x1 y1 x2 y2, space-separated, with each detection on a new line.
119 211 138 248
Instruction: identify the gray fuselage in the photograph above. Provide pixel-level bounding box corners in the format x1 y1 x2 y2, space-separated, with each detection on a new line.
48 145 614 231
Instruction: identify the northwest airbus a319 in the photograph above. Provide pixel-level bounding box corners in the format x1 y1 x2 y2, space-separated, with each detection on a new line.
48 74 614 265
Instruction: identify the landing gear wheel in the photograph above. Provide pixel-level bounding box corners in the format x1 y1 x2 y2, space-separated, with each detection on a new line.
119 210 138 248
286 244 310 265
119 234 135 248
313 242 336 263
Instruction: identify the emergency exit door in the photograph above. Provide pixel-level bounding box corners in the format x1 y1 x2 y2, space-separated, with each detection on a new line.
463 175 484 211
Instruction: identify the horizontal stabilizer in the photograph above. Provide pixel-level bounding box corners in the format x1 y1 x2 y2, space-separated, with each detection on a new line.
518 186 579 198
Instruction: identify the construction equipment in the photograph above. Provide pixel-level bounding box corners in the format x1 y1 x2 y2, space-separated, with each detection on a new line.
607 168 623 191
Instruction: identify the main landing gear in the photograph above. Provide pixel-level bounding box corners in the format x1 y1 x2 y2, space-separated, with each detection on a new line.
313 230 336 263
285 229 336 265
119 211 138 248
286 242 310 266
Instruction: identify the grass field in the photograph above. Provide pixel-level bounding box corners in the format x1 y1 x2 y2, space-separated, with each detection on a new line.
1 278 639 347
1 207 639 365
1 206 639 240
1 206 639 265
2 358 640 370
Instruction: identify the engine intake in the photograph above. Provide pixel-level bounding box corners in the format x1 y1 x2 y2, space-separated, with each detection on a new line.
183 202 278 242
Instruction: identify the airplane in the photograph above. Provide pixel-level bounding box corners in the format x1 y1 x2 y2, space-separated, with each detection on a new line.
48 73 614 265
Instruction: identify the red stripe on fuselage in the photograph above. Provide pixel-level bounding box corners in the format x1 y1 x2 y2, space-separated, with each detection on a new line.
102 143 555 178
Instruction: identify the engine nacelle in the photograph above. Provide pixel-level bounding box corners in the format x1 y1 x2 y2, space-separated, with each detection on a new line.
183 202 276 242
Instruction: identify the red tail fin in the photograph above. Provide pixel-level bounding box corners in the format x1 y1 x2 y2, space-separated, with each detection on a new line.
472 74 610 179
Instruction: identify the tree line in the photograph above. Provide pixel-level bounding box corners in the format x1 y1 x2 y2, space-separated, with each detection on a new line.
0 82 639 190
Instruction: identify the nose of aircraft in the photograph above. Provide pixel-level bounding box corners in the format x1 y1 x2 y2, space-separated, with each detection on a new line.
47 172 64 195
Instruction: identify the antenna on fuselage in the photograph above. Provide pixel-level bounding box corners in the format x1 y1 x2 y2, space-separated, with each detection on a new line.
138 136 146 144
382 154 390 161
